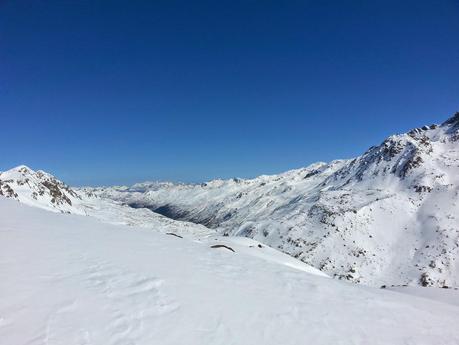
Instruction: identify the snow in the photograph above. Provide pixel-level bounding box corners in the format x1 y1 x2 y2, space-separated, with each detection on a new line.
1 197 459 345
387 286 459 307
0 165 82 214
0 165 213 238
94 114 459 287
206 236 329 277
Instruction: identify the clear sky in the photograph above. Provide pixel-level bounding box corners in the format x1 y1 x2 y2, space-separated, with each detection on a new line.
1 0 458 186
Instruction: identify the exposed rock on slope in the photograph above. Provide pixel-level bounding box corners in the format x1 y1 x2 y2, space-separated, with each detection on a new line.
0 165 82 214
0 165 213 237
95 112 459 287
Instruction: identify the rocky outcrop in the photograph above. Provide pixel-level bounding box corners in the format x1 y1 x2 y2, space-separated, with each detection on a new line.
0 165 82 213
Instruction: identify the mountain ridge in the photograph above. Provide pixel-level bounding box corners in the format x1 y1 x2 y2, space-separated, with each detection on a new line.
94 112 459 287
2 112 459 288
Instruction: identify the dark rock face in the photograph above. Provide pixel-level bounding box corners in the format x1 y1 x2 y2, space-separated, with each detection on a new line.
420 272 433 287
442 111 459 127
0 181 18 198
414 185 432 193
42 180 73 205
399 152 423 178
304 170 320 179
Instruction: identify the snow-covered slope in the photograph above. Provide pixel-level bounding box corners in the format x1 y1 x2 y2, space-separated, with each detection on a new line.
1 197 459 345
0 165 212 238
0 165 83 214
96 112 459 287
0 165 320 272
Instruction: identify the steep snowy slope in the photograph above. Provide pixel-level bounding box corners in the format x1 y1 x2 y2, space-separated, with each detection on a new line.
1 198 459 345
96 113 459 287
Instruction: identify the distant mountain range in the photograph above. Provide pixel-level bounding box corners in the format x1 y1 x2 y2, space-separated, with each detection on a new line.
0 165 211 237
2 112 459 288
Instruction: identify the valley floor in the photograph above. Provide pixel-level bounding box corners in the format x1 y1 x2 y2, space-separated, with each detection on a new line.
1 198 459 345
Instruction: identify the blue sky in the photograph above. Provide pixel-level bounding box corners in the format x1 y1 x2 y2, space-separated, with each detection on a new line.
1 0 458 185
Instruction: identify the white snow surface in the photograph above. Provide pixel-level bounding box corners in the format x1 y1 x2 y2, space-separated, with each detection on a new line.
1 197 459 345
95 114 459 287
0 165 326 275
0 165 213 238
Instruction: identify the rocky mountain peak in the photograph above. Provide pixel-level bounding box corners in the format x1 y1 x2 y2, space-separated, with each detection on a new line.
441 111 459 127
0 165 81 213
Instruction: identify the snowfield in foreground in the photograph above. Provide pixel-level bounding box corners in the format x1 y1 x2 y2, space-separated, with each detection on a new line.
1 198 459 345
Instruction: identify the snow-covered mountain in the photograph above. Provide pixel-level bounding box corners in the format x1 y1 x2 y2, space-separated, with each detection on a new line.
0 165 83 214
95 112 459 288
0 165 212 237
2 197 459 345
0 165 322 274
3 112 459 288
2 114 459 344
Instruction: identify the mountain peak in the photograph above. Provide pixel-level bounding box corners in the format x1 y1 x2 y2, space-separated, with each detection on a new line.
0 165 81 213
8 164 34 174
441 111 459 127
